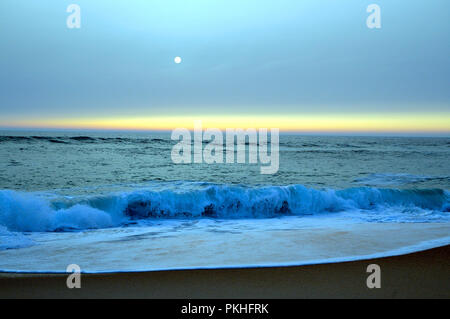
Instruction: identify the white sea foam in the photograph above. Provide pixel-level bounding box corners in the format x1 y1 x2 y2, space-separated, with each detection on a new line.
0 225 34 250
0 190 114 232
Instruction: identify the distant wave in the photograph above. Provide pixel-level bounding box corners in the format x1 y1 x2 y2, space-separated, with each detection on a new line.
0 183 449 233
0 136 172 145
0 135 270 146
353 173 450 186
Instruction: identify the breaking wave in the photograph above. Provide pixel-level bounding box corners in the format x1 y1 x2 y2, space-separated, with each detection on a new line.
0 184 449 232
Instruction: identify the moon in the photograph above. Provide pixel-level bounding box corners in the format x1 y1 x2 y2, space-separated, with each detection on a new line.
174 56 182 64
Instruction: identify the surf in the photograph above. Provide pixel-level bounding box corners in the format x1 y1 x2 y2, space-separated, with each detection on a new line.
0 183 448 232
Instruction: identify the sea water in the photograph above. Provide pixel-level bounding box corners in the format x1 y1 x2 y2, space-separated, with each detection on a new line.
0 131 449 272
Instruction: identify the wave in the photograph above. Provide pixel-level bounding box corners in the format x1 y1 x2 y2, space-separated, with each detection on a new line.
353 173 450 186
0 190 114 232
0 136 172 145
0 184 448 232
0 135 268 147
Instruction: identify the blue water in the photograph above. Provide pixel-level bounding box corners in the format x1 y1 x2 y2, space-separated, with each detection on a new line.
0 132 449 272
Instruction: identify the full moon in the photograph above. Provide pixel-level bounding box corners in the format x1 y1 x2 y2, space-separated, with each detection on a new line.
174 56 182 64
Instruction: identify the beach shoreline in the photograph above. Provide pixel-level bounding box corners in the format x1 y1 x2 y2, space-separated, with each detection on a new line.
1 244 448 299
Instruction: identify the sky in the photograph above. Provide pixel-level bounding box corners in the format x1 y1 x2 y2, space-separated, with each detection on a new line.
0 0 449 134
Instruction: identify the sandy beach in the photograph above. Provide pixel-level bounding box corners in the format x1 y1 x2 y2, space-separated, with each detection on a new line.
1 244 448 299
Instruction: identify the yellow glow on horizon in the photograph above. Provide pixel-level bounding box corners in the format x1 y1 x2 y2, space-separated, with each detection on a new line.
2 113 450 133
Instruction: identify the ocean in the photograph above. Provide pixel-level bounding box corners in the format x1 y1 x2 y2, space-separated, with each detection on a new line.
0 131 449 272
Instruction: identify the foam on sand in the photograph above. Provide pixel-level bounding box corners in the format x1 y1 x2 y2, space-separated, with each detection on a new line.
0 220 449 273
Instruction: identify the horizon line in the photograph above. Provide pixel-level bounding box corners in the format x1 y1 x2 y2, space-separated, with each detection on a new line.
0 127 449 138
0 113 449 137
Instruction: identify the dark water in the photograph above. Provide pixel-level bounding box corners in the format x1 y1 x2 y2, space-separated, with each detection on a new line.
1 131 449 191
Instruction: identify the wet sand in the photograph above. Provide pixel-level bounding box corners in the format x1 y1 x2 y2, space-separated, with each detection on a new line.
1 245 449 298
